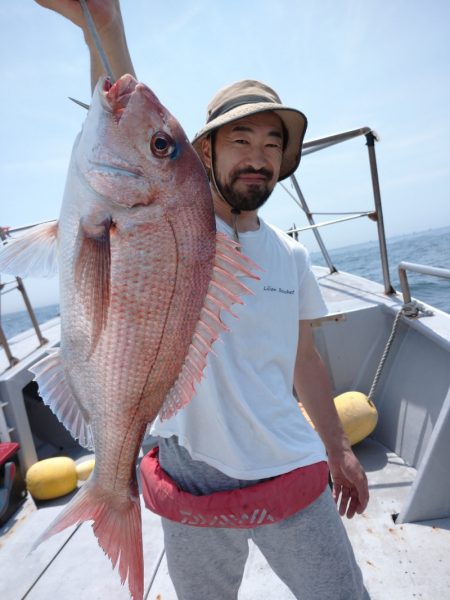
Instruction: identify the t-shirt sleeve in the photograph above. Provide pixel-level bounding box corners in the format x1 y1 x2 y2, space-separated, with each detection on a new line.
295 245 329 320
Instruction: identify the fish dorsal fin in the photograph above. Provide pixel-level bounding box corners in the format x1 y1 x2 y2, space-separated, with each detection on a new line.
0 221 58 277
30 349 95 450
159 231 260 420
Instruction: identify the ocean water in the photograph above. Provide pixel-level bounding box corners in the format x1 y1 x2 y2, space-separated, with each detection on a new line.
1 227 449 340
311 225 450 314
1 304 60 341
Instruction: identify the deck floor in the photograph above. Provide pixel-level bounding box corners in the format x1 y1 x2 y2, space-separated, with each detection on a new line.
0 318 61 377
1 439 449 599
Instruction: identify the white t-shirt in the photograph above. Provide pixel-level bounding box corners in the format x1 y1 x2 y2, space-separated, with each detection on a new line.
151 217 328 479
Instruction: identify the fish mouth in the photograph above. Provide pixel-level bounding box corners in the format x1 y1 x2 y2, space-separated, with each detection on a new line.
102 75 159 122
102 75 137 120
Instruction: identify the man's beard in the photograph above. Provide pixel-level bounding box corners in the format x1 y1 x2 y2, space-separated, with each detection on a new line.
214 166 274 212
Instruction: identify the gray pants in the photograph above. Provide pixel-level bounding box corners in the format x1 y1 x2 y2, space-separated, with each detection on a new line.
158 437 367 600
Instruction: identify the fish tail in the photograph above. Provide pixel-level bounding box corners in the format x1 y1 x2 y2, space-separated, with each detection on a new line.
33 479 144 600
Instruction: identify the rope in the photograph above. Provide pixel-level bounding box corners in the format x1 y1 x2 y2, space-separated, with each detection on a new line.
367 300 434 401
368 308 404 401
231 210 240 245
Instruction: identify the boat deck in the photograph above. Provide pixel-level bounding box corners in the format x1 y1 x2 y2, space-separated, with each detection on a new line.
0 318 60 376
1 438 449 600
1 269 449 598
313 267 450 347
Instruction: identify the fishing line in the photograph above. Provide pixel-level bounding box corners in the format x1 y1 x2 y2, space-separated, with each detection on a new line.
79 0 115 83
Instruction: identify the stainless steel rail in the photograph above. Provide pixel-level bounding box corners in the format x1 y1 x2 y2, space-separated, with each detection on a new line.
398 261 450 305
0 227 48 369
366 132 395 294
302 126 373 155
289 174 337 273
3 220 56 235
287 126 395 295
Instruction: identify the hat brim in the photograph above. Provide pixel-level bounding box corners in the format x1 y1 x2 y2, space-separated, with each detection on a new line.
192 103 307 181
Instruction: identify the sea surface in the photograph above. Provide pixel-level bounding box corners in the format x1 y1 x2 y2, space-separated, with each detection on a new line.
1 303 60 340
311 225 450 314
1 226 449 340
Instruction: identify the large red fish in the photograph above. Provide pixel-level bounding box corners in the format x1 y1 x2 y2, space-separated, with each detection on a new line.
0 75 258 599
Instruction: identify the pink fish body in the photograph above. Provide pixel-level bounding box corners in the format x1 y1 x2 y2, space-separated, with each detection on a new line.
0 75 258 599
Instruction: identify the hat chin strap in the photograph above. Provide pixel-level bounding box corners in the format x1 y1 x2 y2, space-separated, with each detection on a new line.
210 144 241 243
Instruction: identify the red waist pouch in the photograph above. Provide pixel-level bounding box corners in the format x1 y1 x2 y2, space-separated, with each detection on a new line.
141 447 328 528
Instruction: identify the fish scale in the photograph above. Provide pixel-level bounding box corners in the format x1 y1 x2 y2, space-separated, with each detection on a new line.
0 73 259 600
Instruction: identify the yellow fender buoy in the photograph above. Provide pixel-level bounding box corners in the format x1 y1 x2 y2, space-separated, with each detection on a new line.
334 391 378 445
75 458 96 481
299 391 378 446
26 457 78 501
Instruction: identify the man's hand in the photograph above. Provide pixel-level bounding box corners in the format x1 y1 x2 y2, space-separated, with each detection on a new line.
34 0 135 90
34 0 119 33
328 447 369 519
294 321 369 519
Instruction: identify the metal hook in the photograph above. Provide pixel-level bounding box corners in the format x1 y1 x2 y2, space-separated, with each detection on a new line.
68 97 90 110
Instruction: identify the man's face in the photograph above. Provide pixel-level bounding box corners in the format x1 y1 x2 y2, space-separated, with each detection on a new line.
205 111 284 212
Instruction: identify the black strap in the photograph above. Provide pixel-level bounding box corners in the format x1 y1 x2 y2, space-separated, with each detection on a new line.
207 95 273 122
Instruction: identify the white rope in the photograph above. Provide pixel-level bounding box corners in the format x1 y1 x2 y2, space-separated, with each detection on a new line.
368 308 404 401
367 301 433 401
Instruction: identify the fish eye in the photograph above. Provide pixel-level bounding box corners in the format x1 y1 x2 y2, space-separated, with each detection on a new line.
150 132 176 158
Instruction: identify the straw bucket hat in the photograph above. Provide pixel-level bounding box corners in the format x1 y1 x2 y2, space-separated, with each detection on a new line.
192 80 307 181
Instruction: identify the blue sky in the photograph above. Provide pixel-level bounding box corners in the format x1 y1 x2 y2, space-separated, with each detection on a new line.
1 0 449 312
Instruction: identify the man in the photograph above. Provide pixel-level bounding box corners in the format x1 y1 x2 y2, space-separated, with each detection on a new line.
36 2 369 599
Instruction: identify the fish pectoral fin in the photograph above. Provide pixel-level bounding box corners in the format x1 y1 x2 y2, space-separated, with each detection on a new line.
0 221 58 277
159 231 260 420
74 217 112 351
30 349 94 450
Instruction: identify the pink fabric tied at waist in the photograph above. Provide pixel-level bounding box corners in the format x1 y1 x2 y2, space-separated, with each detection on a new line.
141 447 329 528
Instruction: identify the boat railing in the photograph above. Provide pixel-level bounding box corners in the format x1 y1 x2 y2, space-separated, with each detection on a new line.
286 127 396 295
398 261 450 305
0 226 49 369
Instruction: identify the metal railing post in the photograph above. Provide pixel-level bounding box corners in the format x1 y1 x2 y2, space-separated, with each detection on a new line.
0 323 19 368
365 132 395 295
398 261 450 305
0 228 49 367
15 277 48 347
290 174 337 273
